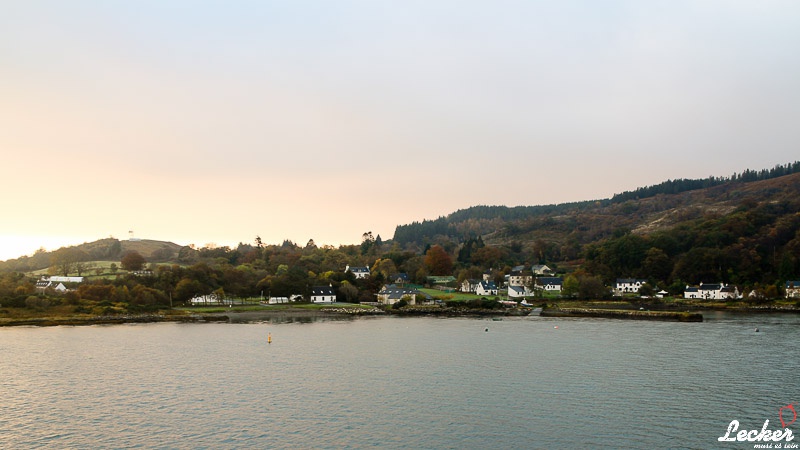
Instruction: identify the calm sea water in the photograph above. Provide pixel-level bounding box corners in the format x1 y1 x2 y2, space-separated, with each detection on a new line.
1 312 798 449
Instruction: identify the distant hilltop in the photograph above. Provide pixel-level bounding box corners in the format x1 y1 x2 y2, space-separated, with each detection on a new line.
0 238 187 272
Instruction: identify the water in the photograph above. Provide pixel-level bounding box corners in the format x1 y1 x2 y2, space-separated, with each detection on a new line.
1 312 799 449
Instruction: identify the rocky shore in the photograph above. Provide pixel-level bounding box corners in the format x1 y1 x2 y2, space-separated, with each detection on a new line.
541 307 703 322
7 301 798 326
0 313 229 327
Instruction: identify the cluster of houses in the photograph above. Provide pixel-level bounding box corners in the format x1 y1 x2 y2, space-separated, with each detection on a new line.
459 265 563 299
35 265 800 306
35 276 85 293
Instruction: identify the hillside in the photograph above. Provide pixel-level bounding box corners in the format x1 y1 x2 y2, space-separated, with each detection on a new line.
392 169 800 287
394 170 800 248
0 238 186 273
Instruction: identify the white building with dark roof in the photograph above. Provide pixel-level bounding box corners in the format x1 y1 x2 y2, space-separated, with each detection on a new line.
345 265 370 279
684 282 741 300
476 281 498 296
537 277 563 292
311 286 336 303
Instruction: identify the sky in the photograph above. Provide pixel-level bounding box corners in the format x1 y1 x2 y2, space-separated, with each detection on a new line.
2 0 800 261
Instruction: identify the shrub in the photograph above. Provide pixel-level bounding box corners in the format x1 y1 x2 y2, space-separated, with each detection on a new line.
392 299 408 309
25 296 50 310
3 296 28 308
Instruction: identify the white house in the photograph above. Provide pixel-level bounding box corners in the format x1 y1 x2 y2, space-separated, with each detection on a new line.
45 276 85 283
310 286 336 303
36 275 84 292
615 278 648 295
786 281 800 299
376 286 418 305
476 281 498 296
346 265 370 279
35 281 67 292
536 277 563 292
684 282 741 300
508 285 534 298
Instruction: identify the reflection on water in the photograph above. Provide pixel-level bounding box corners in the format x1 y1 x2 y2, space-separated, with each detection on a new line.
1 313 798 449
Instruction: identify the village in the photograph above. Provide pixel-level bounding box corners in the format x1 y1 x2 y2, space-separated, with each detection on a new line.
34 263 799 308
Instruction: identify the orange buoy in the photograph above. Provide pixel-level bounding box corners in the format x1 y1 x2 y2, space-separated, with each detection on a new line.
268 332 272 344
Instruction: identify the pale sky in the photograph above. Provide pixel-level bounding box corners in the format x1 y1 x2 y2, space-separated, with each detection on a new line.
2 0 799 261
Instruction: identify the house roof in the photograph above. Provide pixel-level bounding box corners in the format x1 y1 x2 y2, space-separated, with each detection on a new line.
391 273 410 282
537 277 563 286
347 266 370 273
786 281 800 288
311 286 335 296
479 281 497 290
616 278 647 284
507 285 525 294
378 287 420 300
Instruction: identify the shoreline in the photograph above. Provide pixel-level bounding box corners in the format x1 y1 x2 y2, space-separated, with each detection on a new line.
0 302 797 327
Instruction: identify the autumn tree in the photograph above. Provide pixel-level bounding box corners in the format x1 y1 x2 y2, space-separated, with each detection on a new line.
121 251 146 271
371 258 398 279
50 248 88 276
425 245 453 276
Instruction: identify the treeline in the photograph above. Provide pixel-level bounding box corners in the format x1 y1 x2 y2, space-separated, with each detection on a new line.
393 162 800 247
393 202 592 246
610 161 800 203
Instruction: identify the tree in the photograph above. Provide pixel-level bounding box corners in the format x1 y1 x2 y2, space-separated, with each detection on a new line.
74 261 95 277
578 275 608 300
642 248 672 284
425 245 453 276
361 231 375 255
339 281 359 302
638 283 655 297
50 248 87 276
121 251 146 271
371 258 398 279
562 275 579 298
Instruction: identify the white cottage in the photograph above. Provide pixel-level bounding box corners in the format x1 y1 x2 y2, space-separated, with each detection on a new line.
345 265 370 279
311 286 336 303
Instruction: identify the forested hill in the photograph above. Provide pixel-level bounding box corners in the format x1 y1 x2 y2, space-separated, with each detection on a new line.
392 162 800 253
